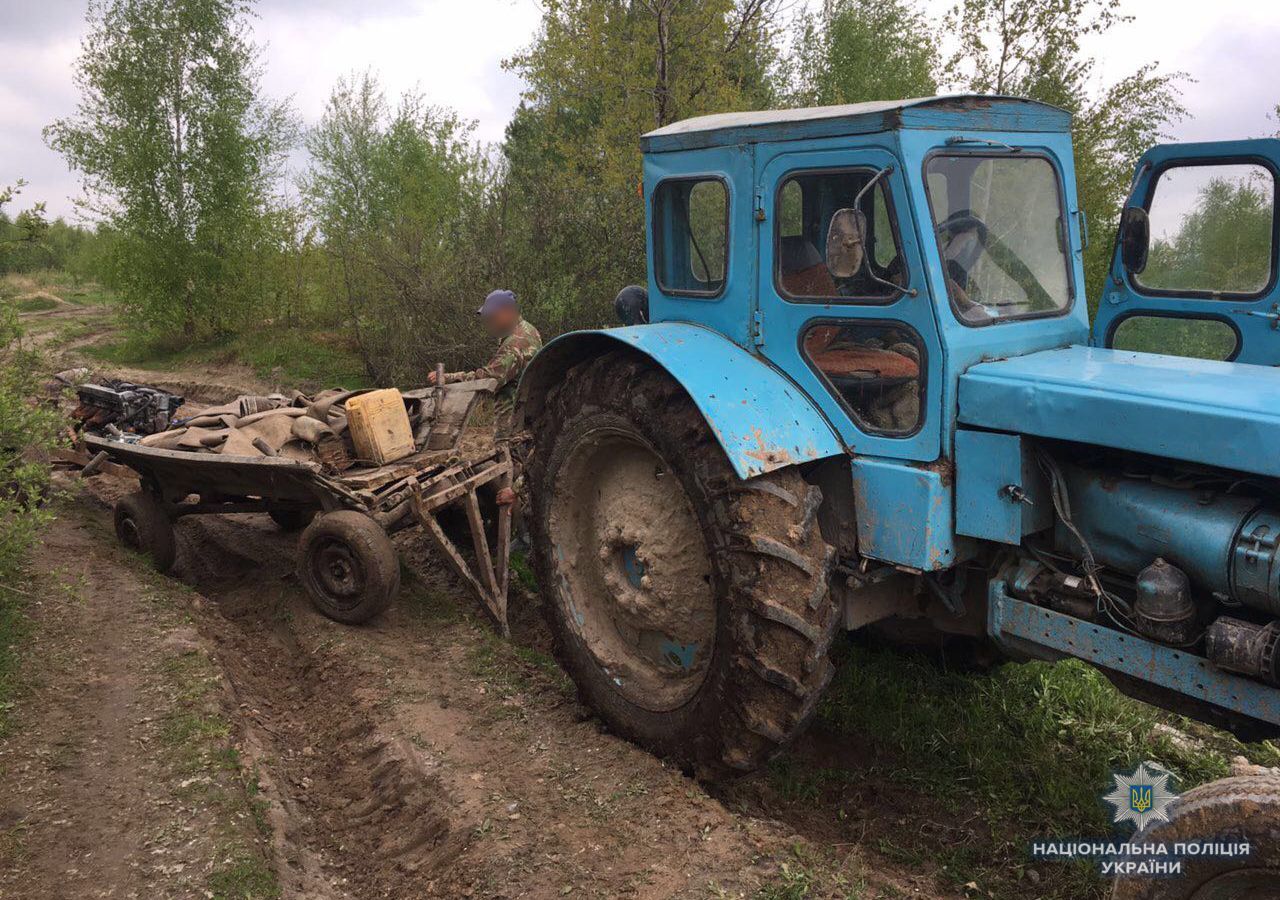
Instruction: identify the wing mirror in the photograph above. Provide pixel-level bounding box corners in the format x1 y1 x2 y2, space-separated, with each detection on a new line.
826 208 867 278
1119 205 1150 274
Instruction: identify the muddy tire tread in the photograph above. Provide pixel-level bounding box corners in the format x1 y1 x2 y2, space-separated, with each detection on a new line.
114 491 177 573
1111 773 1280 900
297 510 399 625
527 350 838 777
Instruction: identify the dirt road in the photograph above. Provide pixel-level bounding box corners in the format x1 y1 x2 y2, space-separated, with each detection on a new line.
0 293 956 899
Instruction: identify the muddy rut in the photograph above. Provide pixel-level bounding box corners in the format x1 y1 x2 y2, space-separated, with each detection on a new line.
149 498 798 899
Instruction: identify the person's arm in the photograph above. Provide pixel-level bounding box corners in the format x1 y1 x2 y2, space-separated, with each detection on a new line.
469 340 527 392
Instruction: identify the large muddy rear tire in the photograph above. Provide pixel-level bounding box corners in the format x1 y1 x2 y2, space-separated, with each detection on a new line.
1111 774 1280 899
527 351 838 777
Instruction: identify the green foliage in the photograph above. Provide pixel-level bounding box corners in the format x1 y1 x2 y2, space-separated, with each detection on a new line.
786 0 939 106
0 181 51 273
1145 173 1274 294
45 0 296 341
0 311 65 589
1111 315 1238 361
0 226 68 730
299 72 496 384
499 0 783 336
942 0 1186 307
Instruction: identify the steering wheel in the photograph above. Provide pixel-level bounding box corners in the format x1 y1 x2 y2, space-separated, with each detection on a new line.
936 209 988 238
942 209 988 297
936 208 1056 315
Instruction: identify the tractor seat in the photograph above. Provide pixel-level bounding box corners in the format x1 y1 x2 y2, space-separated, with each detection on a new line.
804 326 919 380
779 236 836 297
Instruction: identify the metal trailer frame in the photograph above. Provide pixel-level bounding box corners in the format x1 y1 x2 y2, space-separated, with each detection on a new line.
81 433 515 634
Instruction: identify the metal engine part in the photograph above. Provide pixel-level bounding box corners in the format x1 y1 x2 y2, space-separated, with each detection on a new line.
1134 558 1199 646
1207 616 1280 686
1055 464 1280 617
73 381 185 436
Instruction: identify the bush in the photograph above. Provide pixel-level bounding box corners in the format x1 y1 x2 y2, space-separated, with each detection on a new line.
0 300 65 732
0 303 65 579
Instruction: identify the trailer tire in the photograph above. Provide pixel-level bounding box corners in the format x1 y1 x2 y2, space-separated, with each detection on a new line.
1111 774 1280 899
527 350 838 778
114 491 177 574
269 509 316 532
298 511 399 625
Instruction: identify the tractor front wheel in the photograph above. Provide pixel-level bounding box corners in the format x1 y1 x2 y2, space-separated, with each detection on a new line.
527 351 838 777
1111 774 1280 900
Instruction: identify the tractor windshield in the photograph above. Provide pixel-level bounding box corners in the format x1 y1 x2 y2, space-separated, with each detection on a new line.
925 154 1073 324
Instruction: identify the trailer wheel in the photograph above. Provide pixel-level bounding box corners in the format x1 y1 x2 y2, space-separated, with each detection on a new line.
527 351 837 778
298 511 399 624
1111 774 1280 900
269 509 316 532
114 491 177 573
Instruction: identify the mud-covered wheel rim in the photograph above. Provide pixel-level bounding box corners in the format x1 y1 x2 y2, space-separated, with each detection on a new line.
549 426 716 712
308 537 367 612
117 516 142 551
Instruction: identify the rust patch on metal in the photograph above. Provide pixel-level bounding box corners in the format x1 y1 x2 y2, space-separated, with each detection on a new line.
913 457 955 488
742 426 795 468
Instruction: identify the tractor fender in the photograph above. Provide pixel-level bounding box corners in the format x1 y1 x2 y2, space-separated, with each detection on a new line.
516 323 844 480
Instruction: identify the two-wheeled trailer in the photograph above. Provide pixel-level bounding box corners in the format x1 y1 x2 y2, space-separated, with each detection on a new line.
83 432 514 633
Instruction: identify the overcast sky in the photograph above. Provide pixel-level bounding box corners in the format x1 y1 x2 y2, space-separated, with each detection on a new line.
2 0 1277 221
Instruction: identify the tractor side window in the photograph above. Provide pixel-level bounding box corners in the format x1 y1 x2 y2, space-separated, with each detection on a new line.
801 321 924 435
1111 314 1238 361
775 169 905 301
653 178 728 296
1137 163 1276 296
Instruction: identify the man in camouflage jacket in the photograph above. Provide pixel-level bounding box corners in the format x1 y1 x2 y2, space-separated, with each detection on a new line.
429 289 542 438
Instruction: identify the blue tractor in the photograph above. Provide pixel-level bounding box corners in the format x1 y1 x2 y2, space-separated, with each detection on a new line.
518 96 1280 894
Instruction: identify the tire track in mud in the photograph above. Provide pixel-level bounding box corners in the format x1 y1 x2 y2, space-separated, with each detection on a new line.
169 514 472 898
79 474 953 900
157 511 796 899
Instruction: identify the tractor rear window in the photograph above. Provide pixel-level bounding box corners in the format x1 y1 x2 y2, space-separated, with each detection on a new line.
652 178 728 296
775 169 905 301
925 154 1073 325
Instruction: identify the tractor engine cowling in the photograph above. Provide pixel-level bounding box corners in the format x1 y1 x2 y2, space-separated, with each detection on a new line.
1054 464 1280 618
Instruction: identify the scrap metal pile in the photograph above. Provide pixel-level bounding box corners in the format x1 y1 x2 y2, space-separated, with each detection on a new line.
137 389 368 471
95 381 494 473
73 380 185 436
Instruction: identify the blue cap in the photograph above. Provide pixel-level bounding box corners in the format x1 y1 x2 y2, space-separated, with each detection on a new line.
477 289 517 316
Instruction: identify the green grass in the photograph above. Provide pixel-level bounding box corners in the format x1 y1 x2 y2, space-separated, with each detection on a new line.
799 641 1280 897
751 846 869 900
13 296 57 313
509 551 539 593
87 325 370 390
0 579 32 737
208 856 281 900
467 626 573 702
152 644 279 899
